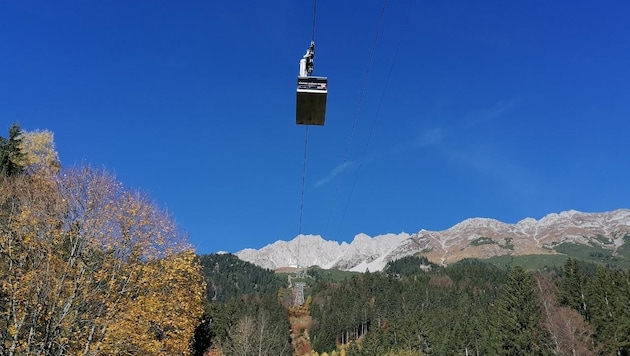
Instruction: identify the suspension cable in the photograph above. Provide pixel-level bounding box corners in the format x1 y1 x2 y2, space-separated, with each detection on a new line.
323 0 388 238
296 0 317 276
311 0 317 42
296 125 309 270
334 0 415 239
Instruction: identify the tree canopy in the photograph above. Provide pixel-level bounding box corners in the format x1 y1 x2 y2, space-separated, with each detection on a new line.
0 125 204 355
0 123 25 177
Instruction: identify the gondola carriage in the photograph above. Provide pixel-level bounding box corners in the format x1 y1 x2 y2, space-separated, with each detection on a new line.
296 41 328 126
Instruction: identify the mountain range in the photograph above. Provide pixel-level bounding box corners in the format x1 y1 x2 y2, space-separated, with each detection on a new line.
235 209 630 272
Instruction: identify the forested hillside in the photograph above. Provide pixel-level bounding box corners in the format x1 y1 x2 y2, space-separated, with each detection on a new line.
3 124 629 356
193 254 292 356
192 251 630 355
198 253 286 302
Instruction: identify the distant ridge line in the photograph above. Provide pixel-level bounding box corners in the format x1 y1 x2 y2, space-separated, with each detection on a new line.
235 209 630 271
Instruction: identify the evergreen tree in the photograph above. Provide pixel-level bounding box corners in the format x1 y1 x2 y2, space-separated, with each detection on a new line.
492 266 552 355
197 253 285 302
535 272 595 355
587 266 630 355
559 258 591 319
0 123 25 177
385 255 435 277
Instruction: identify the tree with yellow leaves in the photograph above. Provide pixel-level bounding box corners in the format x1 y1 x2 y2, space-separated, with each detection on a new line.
17 129 61 176
0 164 204 355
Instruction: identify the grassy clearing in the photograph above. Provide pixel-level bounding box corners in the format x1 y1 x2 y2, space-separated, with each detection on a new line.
277 267 358 285
554 242 630 268
478 243 630 270
481 254 569 270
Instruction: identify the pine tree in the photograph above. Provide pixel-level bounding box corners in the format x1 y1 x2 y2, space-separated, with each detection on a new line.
559 258 591 319
492 266 552 355
535 272 598 355
0 123 25 176
587 266 630 355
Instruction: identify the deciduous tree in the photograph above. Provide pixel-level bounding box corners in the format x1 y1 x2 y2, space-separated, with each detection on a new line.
17 129 61 176
534 272 598 355
0 166 204 355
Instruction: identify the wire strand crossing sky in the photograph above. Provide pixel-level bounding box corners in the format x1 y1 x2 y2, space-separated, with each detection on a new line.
1 0 629 253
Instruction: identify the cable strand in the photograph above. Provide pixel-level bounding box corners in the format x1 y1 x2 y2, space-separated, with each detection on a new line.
297 125 309 270
311 0 317 42
335 0 415 239
323 0 388 238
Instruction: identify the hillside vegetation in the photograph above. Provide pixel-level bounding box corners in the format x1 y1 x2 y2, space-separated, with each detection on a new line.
194 253 630 356
3 124 629 356
0 124 205 355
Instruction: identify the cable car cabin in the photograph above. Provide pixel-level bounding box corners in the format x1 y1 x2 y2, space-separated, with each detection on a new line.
296 76 327 126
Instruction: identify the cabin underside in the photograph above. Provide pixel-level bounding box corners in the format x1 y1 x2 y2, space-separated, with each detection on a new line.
296 76 327 126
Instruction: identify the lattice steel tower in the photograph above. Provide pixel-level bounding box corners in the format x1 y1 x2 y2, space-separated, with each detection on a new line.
294 281 306 306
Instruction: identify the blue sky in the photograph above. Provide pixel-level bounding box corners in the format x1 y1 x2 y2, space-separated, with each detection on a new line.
2 0 629 254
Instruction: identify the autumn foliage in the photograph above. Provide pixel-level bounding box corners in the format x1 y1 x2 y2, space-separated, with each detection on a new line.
0 160 204 355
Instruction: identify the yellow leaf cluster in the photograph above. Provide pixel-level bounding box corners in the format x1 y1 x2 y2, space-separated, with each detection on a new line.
99 249 204 355
17 129 61 176
0 166 204 355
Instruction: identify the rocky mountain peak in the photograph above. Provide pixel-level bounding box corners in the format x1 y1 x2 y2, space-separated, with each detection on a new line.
235 209 630 271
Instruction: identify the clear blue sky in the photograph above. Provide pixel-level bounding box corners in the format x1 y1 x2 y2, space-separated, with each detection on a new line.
2 1 629 254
